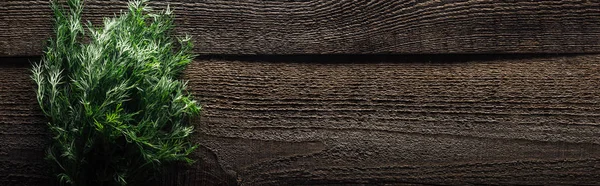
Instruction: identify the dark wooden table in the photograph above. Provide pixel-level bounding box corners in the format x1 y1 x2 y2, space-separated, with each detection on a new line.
1 1 600 185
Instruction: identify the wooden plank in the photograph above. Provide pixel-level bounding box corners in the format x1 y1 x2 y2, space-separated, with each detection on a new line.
2 54 600 185
188 54 600 185
2 0 600 56
0 59 53 185
0 58 238 186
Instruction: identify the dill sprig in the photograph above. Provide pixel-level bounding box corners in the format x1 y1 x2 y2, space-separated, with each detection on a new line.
31 0 200 185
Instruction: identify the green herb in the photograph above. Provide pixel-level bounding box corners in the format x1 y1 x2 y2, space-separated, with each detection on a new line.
31 0 200 185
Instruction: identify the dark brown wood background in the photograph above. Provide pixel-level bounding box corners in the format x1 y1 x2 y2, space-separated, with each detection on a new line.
1 0 600 185
3 0 600 55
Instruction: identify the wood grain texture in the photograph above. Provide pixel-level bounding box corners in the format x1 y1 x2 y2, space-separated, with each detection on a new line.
187 54 600 185
0 59 52 186
2 0 600 56
0 58 237 186
1 54 600 185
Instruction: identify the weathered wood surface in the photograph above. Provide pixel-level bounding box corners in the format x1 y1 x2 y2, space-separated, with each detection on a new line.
2 0 600 56
2 54 600 185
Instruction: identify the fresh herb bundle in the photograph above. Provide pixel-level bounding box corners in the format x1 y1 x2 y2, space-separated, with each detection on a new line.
31 0 200 185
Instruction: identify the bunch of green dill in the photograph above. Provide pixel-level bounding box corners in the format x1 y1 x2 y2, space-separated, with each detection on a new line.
31 0 200 185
